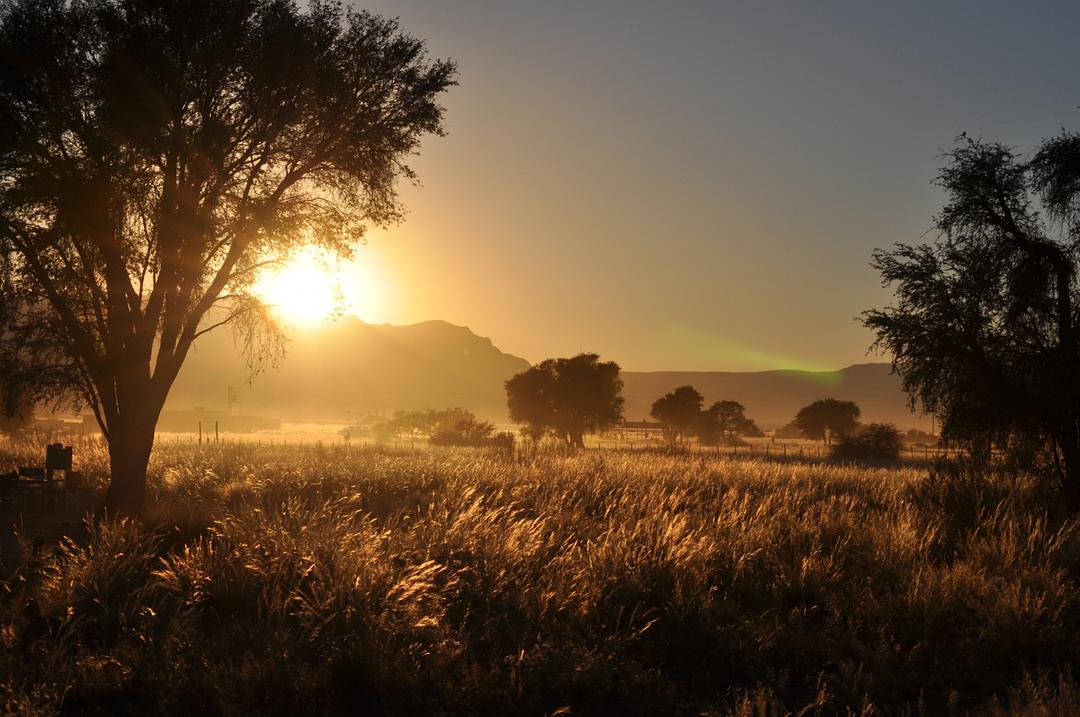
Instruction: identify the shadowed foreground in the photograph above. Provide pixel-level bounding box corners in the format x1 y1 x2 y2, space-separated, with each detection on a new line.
1 442 1078 715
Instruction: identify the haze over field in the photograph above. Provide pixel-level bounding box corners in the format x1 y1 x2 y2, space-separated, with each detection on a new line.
138 0 1080 434
170 317 925 429
171 318 529 422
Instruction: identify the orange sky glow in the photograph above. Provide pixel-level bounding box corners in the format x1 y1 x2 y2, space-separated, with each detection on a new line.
258 1 1080 372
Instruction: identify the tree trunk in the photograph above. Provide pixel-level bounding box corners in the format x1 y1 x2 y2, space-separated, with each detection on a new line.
103 400 162 515
1051 256 1079 513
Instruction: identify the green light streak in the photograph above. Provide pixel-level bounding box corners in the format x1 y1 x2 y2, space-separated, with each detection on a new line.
661 324 843 383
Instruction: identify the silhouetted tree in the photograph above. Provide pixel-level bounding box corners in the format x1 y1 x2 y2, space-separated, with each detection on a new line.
864 133 1080 510
373 408 487 446
830 423 902 462
505 353 624 449
383 410 431 445
0 0 455 512
650 385 703 447
429 413 495 447
793 399 860 446
699 400 761 445
695 413 723 446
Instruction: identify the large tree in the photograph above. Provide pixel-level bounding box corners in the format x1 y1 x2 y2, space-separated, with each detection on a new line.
649 385 703 447
505 353 624 449
864 134 1080 509
700 399 760 446
793 398 860 446
0 0 455 512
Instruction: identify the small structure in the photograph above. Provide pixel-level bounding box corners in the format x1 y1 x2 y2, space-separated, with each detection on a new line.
45 443 73 480
3 443 79 508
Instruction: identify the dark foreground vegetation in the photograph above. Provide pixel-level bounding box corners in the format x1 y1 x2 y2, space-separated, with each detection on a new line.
1 441 1078 716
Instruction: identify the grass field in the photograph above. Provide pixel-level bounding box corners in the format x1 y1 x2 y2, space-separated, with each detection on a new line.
0 440 1078 715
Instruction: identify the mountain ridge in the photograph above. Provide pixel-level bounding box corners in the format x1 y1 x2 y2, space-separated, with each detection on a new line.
618 362 921 429
169 316 531 422
169 317 924 429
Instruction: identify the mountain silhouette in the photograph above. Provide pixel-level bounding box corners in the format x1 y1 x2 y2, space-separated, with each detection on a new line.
169 318 530 422
170 318 925 429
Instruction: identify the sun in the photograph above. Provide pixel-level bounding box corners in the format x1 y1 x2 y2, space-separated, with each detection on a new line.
252 246 384 323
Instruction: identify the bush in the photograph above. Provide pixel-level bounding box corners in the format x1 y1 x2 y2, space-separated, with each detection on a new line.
428 416 495 447
830 422 902 462
772 421 803 439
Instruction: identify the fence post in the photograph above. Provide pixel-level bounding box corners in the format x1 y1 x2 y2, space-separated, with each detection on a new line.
198 422 202 445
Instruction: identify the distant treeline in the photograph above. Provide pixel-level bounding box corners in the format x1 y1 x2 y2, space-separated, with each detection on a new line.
499 354 916 461
341 408 512 450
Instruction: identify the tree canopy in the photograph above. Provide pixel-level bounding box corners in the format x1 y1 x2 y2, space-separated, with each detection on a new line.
830 423 902 463
428 414 496 448
649 385 704 447
793 399 860 445
700 400 761 446
372 408 494 448
649 390 761 447
505 353 624 449
0 0 455 512
864 133 1080 509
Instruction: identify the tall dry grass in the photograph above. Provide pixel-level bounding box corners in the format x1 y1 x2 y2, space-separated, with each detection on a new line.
0 440 1077 715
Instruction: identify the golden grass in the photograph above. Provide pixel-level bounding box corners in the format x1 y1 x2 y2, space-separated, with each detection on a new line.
0 440 1077 715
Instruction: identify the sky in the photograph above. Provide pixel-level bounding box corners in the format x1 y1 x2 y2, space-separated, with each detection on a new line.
335 1 1080 372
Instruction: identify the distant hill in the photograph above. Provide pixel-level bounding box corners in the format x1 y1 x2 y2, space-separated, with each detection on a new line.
168 318 530 423
620 363 926 430
169 317 926 431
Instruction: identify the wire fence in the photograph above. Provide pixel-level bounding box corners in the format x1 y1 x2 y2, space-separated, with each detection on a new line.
10 424 981 466
137 434 975 466
579 440 978 463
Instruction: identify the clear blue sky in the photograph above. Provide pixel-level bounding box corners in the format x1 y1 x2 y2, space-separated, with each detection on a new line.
349 1 1080 371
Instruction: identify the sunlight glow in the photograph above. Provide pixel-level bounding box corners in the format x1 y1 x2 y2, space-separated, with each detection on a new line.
253 247 385 328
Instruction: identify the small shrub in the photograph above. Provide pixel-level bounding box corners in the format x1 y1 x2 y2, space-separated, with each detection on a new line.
428 416 495 447
830 423 902 462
